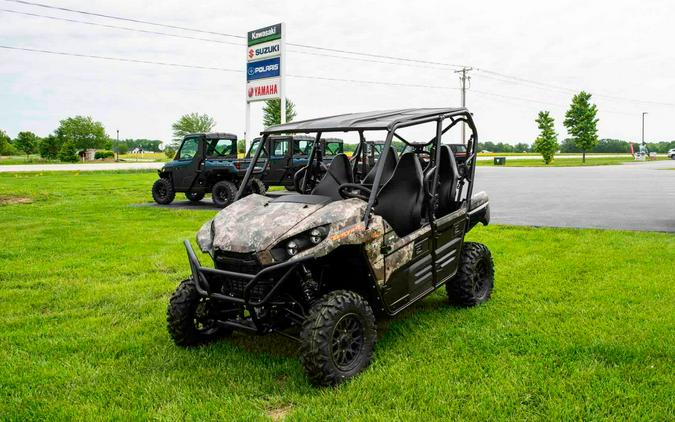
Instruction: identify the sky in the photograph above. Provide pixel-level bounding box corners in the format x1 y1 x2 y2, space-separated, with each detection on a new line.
1 0 674 145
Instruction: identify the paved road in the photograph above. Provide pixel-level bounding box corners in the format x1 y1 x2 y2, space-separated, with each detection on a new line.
474 160 675 232
0 154 648 172
4 157 672 232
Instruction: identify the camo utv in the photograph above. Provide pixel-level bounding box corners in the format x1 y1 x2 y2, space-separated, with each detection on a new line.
167 108 494 386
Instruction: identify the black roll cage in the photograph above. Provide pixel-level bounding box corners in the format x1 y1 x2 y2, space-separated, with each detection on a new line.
235 109 478 228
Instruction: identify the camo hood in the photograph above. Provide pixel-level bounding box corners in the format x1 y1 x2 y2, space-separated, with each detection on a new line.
196 194 366 255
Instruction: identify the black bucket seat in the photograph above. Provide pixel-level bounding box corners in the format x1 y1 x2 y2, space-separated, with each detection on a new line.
373 152 424 237
311 153 352 200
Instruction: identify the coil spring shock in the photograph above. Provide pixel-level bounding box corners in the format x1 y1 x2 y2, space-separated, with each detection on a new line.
299 264 319 304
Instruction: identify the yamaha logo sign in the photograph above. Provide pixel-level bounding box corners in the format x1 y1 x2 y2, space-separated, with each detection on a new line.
246 78 281 101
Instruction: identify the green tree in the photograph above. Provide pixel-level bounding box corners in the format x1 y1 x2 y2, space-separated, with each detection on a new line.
58 140 78 162
164 147 176 159
172 113 215 146
55 116 109 150
14 131 40 159
532 111 558 164
514 142 531 153
237 139 247 154
39 134 62 160
262 98 297 127
564 91 599 163
0 129 12 156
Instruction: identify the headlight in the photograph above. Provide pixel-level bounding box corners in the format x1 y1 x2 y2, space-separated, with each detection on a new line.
309 227 327 244
271 224 330 261
286 240 299 256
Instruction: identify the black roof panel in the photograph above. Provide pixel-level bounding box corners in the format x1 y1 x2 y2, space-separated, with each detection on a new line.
263 108 466 133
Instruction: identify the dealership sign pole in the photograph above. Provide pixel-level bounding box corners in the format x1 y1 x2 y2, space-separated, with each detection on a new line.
245 23 285 151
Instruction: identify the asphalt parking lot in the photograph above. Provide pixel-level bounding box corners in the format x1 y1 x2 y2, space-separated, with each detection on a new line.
137 160 675 232
474 160 675 232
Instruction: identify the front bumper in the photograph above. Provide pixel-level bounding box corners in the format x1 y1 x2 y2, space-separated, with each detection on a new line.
184 240 310 307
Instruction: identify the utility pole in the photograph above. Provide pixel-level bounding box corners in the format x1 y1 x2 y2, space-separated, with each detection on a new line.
641 112 647 145
116 129 119 161
454 67 472 143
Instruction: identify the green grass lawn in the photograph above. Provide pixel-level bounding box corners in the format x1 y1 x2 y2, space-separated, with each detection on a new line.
0 155 59 165
1 171 673 420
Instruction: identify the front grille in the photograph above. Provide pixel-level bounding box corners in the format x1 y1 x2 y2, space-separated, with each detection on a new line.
213 250 273 301
214 251 261 274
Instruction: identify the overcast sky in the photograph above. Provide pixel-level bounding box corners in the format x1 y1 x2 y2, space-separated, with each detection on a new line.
1 0 674 144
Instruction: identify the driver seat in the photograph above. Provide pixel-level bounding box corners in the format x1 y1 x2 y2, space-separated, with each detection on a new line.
311 154 352 200
362 146 397 185
374 153 424 237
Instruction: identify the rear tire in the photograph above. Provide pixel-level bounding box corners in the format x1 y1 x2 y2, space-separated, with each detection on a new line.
152 178 175 205
446 242 494 307
167 279 231 347
211 180 237 207
250 178 267 195
185 192 205 202
300 290 376 386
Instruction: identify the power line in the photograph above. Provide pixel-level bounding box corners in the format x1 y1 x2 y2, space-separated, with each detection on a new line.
0 8 243 47
0 8 453 71
4 0 245 38
3 0 466 68
0 44 461 90
471 89 635 116
477 68 675 107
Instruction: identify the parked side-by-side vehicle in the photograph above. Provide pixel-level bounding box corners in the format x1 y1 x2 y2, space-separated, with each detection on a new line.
152 134 345 207
166 108 494 386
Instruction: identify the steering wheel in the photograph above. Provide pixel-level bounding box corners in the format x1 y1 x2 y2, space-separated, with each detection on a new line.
338 183 373 202
293 165 314 193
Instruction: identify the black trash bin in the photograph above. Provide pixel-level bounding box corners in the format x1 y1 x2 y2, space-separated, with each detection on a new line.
493 156 506 165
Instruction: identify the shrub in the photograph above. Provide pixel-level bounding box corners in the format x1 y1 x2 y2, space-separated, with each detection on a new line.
164 147 176 159
58 141 79 162
94 150 115 160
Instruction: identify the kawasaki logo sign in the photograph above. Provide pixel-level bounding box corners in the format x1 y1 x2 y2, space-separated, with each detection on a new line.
247 23 282 46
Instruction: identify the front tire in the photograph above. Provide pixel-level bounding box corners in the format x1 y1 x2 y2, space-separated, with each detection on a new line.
300 290 376 386
167 279 231 347
446 242 495 307
211 180 238 207
152 178 175 205
185 191 205 202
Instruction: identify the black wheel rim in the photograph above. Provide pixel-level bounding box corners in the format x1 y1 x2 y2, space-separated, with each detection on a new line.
473 259 489 298
330 313 365 372
157 185 167 199
215 188 229 204
193 299 218 335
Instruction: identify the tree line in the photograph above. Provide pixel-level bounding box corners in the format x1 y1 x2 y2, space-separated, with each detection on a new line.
0 116 162 161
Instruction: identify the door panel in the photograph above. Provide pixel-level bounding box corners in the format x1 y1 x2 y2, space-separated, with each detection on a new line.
173 137 202 190
432 209 467 285
381 227 434 313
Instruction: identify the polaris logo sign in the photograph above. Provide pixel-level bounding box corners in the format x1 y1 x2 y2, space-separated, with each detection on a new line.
246 57 280 81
